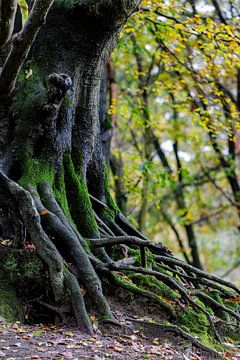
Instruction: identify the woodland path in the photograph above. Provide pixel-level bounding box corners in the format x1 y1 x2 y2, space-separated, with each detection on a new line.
0 317 232 360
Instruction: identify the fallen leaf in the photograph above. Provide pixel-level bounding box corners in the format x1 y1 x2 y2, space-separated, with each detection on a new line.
64 331 73 337
39 210 49 216
225 352 234 358
32 331 42 337
13 343 21 347
226 296 240 302
152 338 159 345
113 346 123 353
23 335 30 340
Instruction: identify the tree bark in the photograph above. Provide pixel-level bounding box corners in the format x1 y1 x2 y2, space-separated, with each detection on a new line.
0 1 238 346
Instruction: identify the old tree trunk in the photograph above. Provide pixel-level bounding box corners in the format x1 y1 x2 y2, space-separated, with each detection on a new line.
0 0 239 352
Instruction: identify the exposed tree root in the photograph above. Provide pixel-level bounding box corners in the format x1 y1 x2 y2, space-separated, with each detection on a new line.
108 272 177 317
89 235 171 256
0 171 95 333
30 184 113 322
0 167 239 353
108 264 222 342
127 319 223 359
37 300 68 320
85 215 239 347
155 255 239 293
191 290 240 322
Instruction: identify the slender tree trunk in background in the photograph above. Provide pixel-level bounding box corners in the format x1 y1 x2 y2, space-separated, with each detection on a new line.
153 135 203 269
198 100 240 230
187 86 240 232
132 37 152 233
131 37 202 268
173 140 203 269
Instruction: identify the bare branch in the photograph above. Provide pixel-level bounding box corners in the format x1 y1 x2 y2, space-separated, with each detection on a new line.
0 0 55 94
0 0 18 48
211 0 227 24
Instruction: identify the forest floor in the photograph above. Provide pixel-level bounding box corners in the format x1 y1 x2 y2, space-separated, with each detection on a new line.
0 318 214 360
0 292 239 359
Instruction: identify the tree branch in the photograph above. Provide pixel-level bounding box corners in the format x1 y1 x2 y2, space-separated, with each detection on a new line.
0 0 18 48
0 0 55 94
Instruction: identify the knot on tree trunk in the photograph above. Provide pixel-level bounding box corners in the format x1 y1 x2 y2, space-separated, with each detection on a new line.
42 73 72 121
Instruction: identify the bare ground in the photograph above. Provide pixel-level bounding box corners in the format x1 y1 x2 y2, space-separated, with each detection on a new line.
0 318 209 360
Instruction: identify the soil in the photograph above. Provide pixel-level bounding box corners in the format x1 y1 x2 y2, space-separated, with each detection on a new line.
0 317 207 360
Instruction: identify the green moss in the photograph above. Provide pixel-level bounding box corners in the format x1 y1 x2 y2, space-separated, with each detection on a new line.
63 95 72 109
103 163 120 216
128 248 154 268
223 298 239 312
226 329 240 344
63 264 68 274
196 332 224 352
71 149 84 177
13 61 44 121
19 157 54 188
146 250 156 267
23 258 43 281
3 254 19 282
129 273 180 301
53 167 73 221
64 153 99 238
202 290 230 321
178 300 209 335
177 298 224 351
4 254 43 284
0 274 24 322
113 274 176 317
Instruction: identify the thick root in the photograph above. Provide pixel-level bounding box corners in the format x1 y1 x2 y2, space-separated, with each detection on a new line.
0 172 93 333
1 169 239 353
128 319 223 358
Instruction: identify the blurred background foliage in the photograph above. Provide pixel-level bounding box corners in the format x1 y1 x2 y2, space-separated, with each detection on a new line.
108 0 240 282
18 0 28 22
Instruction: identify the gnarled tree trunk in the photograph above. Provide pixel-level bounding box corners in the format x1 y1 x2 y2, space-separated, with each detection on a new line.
0 0 239 352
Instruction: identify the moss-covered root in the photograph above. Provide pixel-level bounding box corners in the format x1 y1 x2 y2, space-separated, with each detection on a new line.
191 290 240 322
0 172 93 333
29 184 113 322
129 319 223 359
63 153 111 263
111 273 176 318
63 153 99 238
